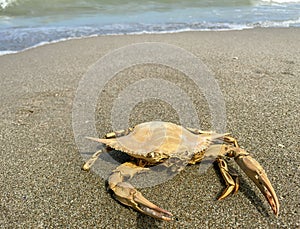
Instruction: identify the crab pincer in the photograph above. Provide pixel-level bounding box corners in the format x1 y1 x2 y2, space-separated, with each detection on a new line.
108 162 173 221
229 149 279 216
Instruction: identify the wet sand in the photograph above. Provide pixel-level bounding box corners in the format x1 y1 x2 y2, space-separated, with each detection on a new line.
0 28 299 228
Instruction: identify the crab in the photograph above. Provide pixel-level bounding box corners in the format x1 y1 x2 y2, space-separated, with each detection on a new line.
82 121 279 221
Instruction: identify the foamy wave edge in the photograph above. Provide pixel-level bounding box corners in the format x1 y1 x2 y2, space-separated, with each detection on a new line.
2 18 300 57
0 36 90 56
0 25 254 57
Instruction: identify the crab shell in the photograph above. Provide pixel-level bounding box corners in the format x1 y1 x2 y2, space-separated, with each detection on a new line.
97 121 224 164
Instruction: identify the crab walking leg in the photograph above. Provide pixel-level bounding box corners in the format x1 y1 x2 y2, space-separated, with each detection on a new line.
201 144 239 199
217 158 239 200
222 135 239 148
108 162 173 221
83 128 133 169
82 149 104 171
227 149 280 216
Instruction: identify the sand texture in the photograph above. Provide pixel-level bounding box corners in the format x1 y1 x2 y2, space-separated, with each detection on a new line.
0 28 299 228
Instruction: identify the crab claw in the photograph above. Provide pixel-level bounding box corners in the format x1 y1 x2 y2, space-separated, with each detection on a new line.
108 162 173 221
232 150 279 216
112 182 173 221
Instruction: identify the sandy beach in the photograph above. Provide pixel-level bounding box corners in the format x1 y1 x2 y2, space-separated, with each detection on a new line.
0 28 299 228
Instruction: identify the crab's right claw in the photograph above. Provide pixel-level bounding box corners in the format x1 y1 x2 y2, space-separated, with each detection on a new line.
112 182 173 221
233 150 279 216
108 162 173 221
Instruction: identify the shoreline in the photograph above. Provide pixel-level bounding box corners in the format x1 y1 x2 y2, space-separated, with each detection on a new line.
0 26 298 57
1 28 299 228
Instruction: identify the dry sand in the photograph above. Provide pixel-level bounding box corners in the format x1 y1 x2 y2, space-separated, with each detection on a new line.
0 28 299 228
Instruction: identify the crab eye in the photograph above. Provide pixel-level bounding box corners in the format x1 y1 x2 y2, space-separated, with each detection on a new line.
147 152 156 158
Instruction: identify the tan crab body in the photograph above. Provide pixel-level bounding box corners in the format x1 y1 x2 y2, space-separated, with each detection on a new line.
95 122 225 164
82 121 279 221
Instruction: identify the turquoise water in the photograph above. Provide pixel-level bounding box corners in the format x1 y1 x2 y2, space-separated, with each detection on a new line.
0 0 300 54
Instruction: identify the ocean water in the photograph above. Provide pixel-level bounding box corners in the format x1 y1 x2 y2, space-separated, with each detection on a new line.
0 0 300 54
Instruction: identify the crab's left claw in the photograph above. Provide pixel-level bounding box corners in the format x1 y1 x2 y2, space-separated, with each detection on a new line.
231 150 279 216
